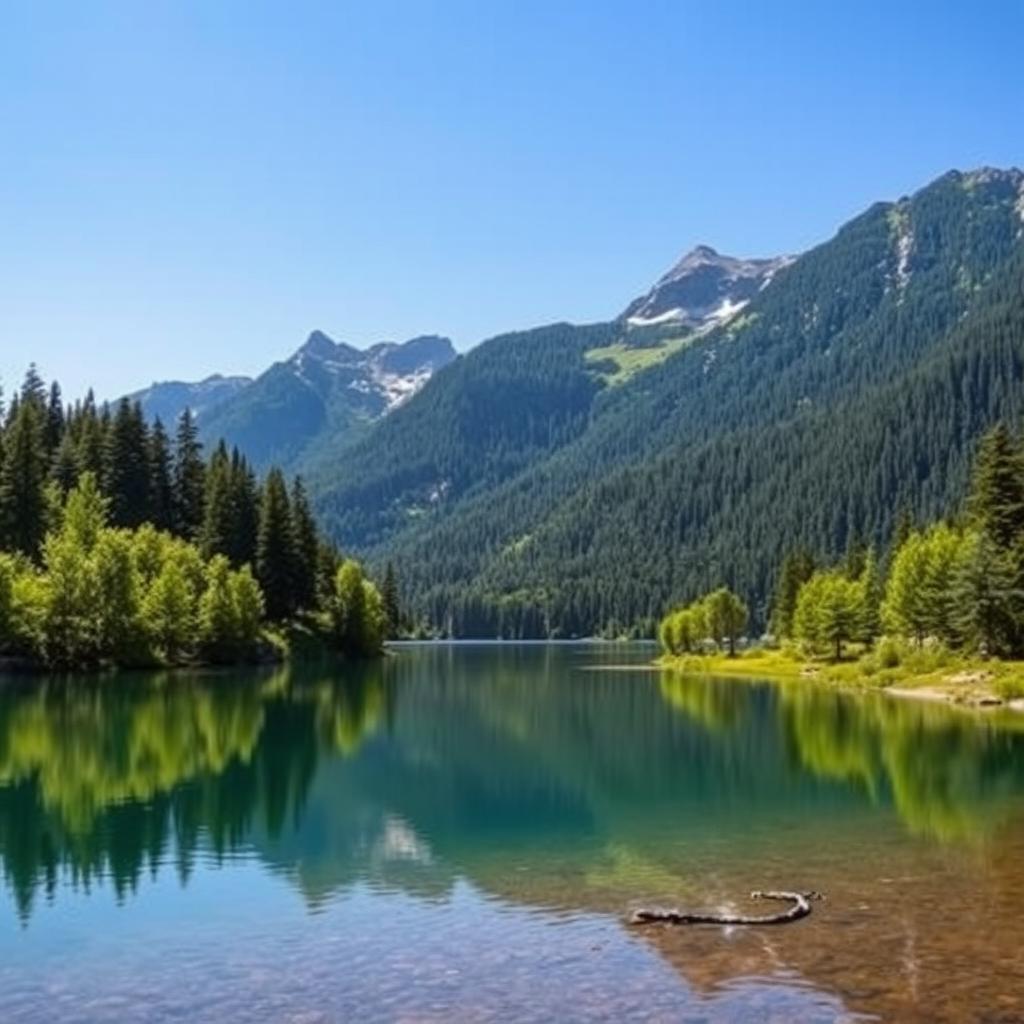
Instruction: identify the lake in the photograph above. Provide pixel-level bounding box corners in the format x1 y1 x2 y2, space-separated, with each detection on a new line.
2 642 1024 1022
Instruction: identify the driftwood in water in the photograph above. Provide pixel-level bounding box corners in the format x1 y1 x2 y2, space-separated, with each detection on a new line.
629 890 821 927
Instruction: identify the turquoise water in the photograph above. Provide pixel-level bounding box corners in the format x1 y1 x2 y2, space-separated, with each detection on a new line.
2 643 1024 1022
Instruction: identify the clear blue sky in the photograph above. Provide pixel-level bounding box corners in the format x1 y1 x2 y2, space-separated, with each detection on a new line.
2 1 1022 401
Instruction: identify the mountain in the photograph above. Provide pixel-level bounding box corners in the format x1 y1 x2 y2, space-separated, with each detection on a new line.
620 245 794 329
309 166 1024 637
128 374 252 425
127 332 456 473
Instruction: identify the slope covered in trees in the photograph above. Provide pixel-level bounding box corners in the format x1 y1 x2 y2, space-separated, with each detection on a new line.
311 167 1024 637
660 424 1024 681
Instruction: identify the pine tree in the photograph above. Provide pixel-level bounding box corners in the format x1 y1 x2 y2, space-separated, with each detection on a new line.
290 476 318 611
952 530 1019 656
770 549 815 638
0 400 48 558
173 410 205 540
104 399 152 527
19 364 46 409
199 442 233 560
44 380 64 456
227 450 259 569
966 424 1024 550
148 418 175 532
892 504 915 554
256 468 296 620
381 561 400 638
75 395 106 480
51 432 80 495
857 546 883 645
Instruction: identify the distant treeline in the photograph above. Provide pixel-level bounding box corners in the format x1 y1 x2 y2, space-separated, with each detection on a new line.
660 424 1024 663
0 367 397 668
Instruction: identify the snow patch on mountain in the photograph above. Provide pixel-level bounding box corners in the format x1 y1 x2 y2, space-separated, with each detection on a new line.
621 245 793 331
291 331 456 416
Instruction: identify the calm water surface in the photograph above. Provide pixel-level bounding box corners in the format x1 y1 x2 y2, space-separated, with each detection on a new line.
2 643 1024 1022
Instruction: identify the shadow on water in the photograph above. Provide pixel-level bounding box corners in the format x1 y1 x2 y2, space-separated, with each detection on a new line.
2 644 1024 1020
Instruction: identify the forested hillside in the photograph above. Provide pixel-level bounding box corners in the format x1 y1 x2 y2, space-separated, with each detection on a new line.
311 167 1024 638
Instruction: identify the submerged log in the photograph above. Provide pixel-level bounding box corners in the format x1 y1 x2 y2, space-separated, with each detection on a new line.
628 890 821 926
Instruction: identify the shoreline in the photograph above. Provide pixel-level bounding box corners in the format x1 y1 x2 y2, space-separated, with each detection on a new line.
656 650 1024 713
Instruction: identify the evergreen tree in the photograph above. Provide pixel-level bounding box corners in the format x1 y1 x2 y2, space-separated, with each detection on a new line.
44 380 64 456
19 364 46 410
227 450 259 569
199 442 233 560
173 410 205 540
844 532 868 580
381 561 401 638
256 468 296 620
770 549 815 639
104 399 152 528
857 546 883 645
892 504 915 554
952 530 1019 656
148 418 175 532
51 432 79 495
290 476 319 611
75 397 106 480
0 400 48 558
966 424 1024 550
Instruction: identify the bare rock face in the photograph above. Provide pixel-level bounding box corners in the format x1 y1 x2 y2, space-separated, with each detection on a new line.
620 245 794 331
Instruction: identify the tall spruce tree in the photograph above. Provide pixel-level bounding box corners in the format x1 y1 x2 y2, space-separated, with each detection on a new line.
44 381 64 456
75 393 106 480
104 399 152 528
148 418 175 532
173 410 205 540
966 424 1024 550
19 364 46 409
290 476 319 611
382 561 400 638
227 450 259 569
199 442 233 560
770 549 815 639
0 399 48 558
256 468 296 620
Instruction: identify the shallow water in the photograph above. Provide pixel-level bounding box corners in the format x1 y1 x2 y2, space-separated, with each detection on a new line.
2 643 1024 1022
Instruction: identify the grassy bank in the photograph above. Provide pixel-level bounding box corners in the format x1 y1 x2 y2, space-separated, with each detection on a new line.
658 646 1024 707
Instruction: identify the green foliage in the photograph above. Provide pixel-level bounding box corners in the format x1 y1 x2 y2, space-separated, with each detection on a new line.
965 423 1024 549
330 560 385 657
704 587 748 656
142 559 197 663
381 561 400 639
659 586 745 657
173 410 205 540
771 549 815 639
257 468 297 620
0 399 48 558
793 571 864 660
197 554 265 663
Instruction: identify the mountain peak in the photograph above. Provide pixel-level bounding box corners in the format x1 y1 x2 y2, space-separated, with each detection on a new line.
621 247 794 329
299 330 341 360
